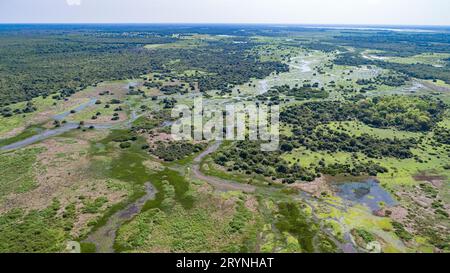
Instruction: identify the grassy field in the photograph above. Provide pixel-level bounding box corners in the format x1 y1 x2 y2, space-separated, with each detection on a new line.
115 192 258 253
0 96 56 137
317 121 423 140
0 147 43 199
283 142 450 187
388 53 450 67
0 125 45 148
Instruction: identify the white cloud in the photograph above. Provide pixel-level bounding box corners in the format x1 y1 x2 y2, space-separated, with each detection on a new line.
66 0 82 6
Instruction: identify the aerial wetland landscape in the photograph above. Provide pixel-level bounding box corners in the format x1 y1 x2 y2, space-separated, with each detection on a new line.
0 24 449 253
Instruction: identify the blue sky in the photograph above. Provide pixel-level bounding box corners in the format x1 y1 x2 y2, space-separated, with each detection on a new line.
1 0 449 25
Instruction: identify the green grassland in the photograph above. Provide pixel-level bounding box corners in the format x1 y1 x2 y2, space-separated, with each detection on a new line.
388 53 450 67
67 103 123 123
0 147 43 199
283 139 450 187
115 191 259 253
0 200 73 253
317 121 423 140
0 95 57 137
0 79 134 138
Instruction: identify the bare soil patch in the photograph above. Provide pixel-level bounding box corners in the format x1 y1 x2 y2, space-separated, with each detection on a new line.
291 176 332 197
413 173 446 188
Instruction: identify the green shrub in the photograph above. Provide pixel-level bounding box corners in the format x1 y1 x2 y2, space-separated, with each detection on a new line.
82 197 108 214
392 221 413 241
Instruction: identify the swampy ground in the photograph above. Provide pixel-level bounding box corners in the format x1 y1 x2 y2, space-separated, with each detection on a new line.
0 24 449 253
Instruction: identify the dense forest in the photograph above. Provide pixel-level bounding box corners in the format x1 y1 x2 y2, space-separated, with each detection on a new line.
151 142 207 161
149 40 289 93
281 96 445 133
214 141 320 182
214 139 389 183
257 84 329 103
0 28 287 106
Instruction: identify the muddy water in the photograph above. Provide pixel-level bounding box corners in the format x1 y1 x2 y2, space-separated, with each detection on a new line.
334 179 397 211
84 182 156 253
298 178 399 253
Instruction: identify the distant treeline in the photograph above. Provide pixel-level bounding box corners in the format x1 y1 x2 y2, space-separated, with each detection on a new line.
0 29 287 106
328 31 450 83
334 52 450 84
333 31 450 57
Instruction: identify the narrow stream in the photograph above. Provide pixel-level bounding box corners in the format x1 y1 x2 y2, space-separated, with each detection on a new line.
84 182 157 253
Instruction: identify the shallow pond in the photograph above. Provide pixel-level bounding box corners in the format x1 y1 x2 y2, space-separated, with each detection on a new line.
334 179 397 211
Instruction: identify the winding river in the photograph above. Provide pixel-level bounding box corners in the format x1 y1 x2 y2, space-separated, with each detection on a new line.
191 141 256 193
1 99 97 151
0 99 140 151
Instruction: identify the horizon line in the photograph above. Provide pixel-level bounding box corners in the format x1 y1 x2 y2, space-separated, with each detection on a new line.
0 22 450 28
